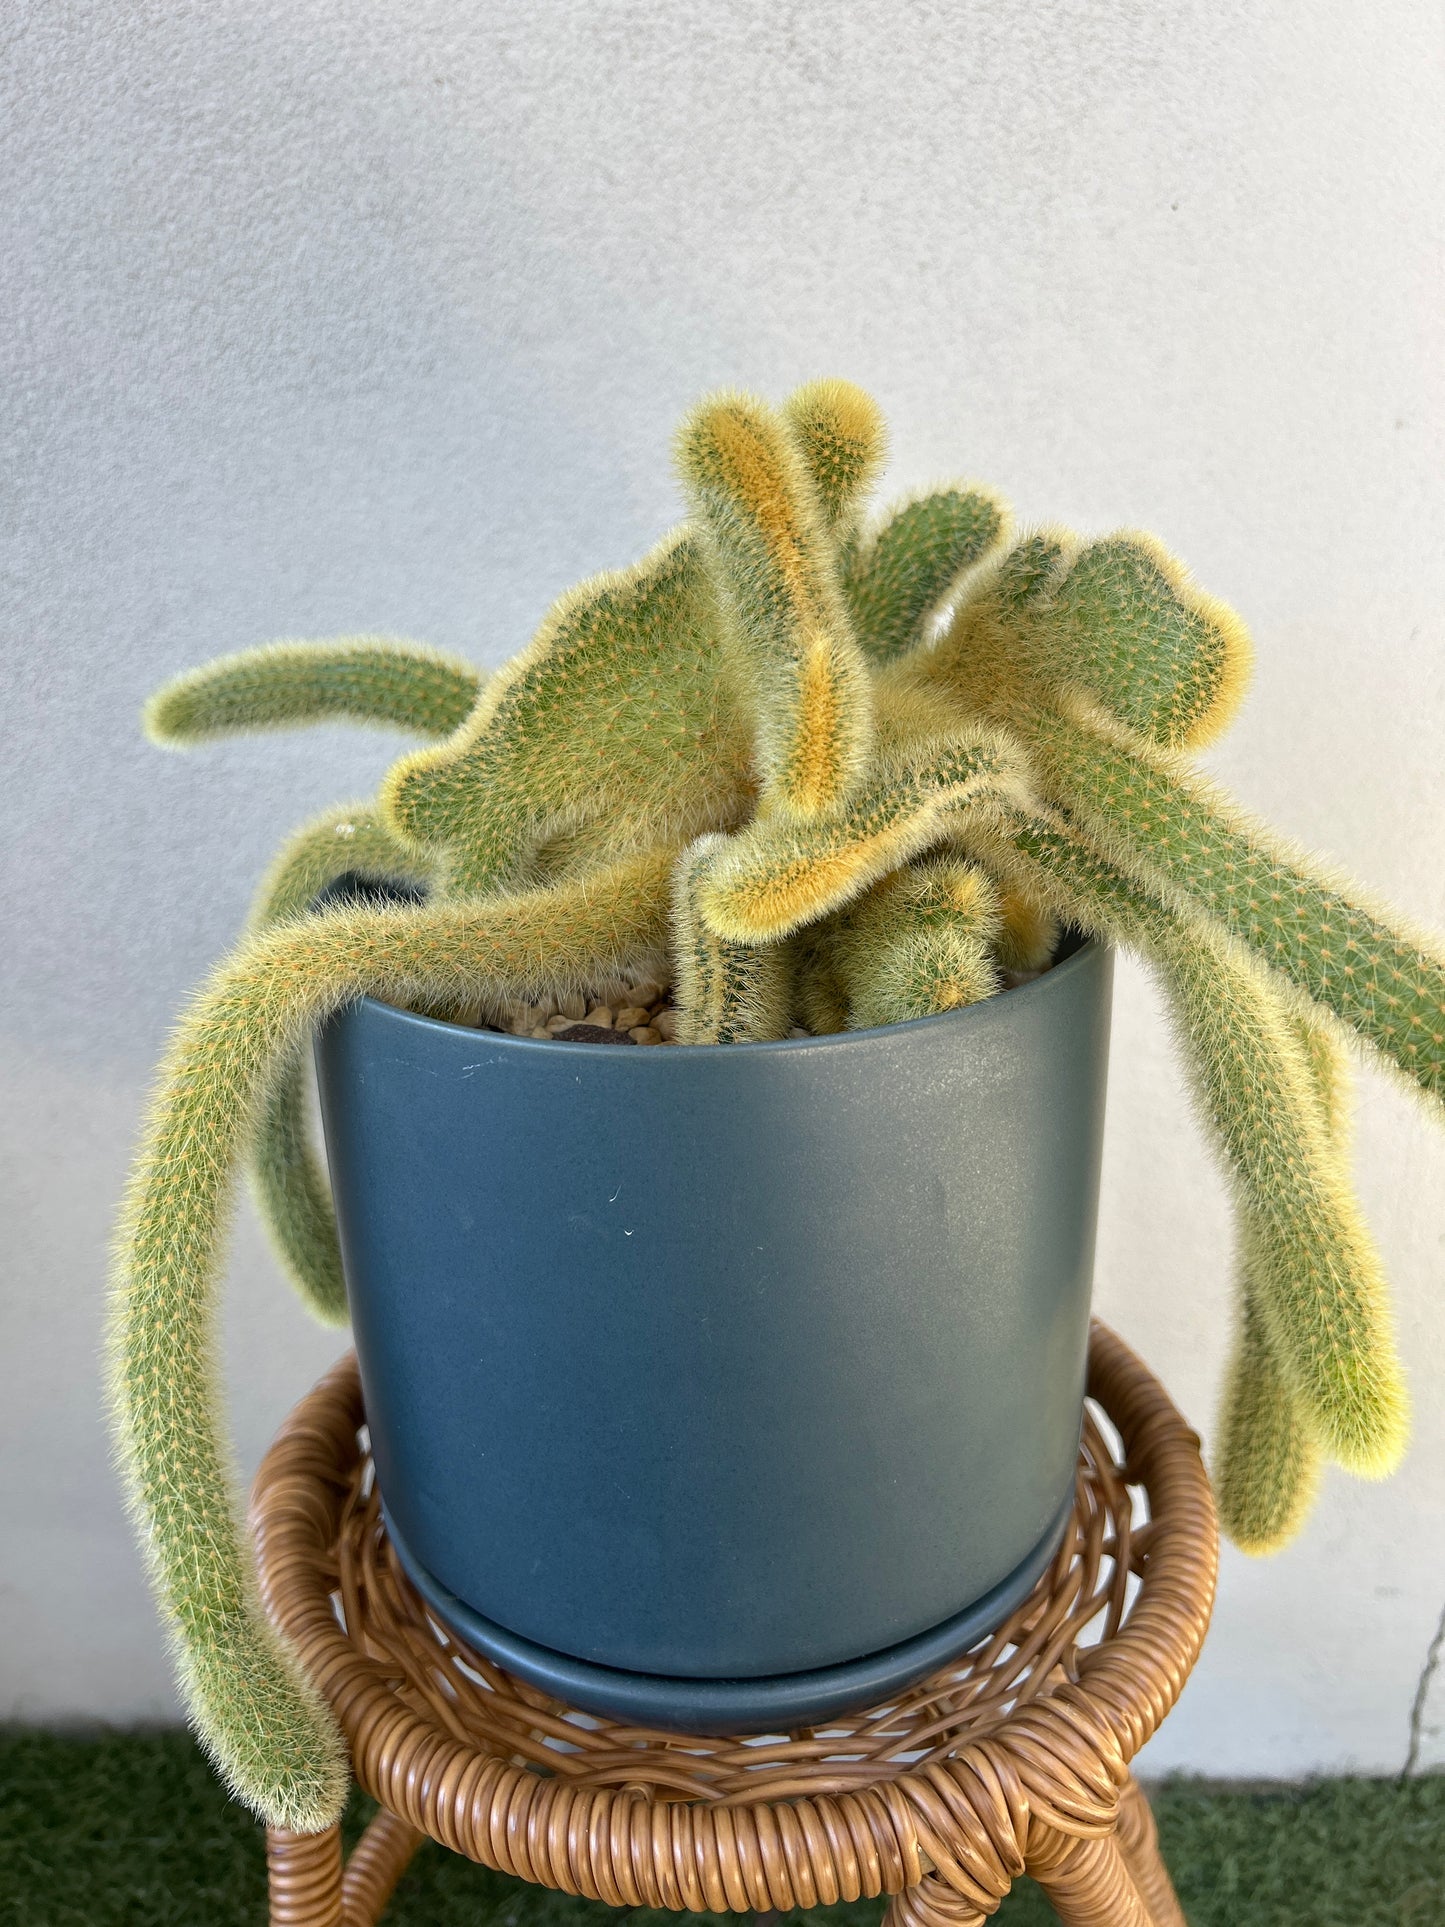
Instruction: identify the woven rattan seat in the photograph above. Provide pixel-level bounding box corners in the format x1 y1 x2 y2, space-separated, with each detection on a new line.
253 1321 1216 1926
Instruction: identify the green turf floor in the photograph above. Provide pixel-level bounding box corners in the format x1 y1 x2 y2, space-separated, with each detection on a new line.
1 1731 1441 1926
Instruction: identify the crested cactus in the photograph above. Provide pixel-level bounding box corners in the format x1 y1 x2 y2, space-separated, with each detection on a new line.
115 374 1445 1830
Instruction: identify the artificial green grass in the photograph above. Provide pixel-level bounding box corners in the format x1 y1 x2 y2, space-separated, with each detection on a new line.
0 1730 1441 1925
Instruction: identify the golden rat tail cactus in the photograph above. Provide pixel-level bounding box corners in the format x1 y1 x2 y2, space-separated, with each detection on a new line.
115 374 1443 1828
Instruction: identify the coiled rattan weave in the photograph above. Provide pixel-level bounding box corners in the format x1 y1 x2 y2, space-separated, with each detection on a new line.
253 1321 1215 1926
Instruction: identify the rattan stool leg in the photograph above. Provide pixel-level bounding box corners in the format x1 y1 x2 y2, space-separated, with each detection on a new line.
882 1871 996 1927
1025 1824 1157 1927
267 1825 343 1927
340 1809 425 1925
1116 1779 1187 1927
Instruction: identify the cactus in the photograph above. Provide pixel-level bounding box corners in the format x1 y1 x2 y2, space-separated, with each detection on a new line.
245 806 437 1322
114 374 1445 1829
1214 1014 1350 1552
672 837 796 1045
1215 1279 1322 1554
843 485 1012 663
675 389 874 821
146 638 484 744
780 377 888 537
147 656 472 1322
971 807 1407 1476
827 855 1001 1029
995 880 1059 976
111 852 673 1828
383 381 884 894
1028 708 1445 1107
695 729 1027 944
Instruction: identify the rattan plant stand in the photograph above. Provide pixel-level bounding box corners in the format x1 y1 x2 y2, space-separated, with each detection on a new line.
252 1322 1216 1927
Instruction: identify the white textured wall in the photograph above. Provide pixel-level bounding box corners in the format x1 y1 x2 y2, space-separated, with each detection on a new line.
5 0 1444 1776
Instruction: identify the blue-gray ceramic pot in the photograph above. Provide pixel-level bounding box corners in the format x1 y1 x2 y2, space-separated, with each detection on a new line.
314 933 1112 1730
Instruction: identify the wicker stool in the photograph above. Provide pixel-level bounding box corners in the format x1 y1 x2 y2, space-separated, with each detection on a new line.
252 1321 1216 1927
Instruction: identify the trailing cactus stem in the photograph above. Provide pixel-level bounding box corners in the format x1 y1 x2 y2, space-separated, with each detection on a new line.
109 853 673 1829
1215 1011 1349 1551
699 729 1029 944
246 806 434 934
673 837 795 1044
243 806 437 1324
677 391 872 820
249 1056 348 1325
145 639 484 744
1031 707 1445 1107
1215 1261 1322 1553
974 809 1408 1478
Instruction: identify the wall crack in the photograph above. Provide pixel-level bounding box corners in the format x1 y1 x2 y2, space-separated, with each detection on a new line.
1402 1591 1445 1779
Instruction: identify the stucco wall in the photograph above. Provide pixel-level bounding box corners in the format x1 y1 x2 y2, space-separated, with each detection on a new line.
5 0 1444 1775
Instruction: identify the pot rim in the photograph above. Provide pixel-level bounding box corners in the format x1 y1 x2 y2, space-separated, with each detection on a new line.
338 930 1105 1057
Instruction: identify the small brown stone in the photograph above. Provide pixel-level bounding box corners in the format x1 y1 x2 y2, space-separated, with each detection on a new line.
622 979 665 1006
614 1006 651 1031
584 1005 615 1028
558 992 587 1020
544 1013 576 1033
529 1026 552 1039
653 1009 678 1041
629 1026 662 1045
555 1023 636 1045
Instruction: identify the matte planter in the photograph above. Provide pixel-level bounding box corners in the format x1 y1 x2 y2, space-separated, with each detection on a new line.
315 934 1113 1730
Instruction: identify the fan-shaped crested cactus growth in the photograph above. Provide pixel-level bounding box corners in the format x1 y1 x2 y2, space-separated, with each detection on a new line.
113 377 1444 1832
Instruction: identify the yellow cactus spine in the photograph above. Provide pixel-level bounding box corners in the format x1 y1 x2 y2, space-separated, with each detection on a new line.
145 639 484 744
677 390 872 820
109 855 674 1828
